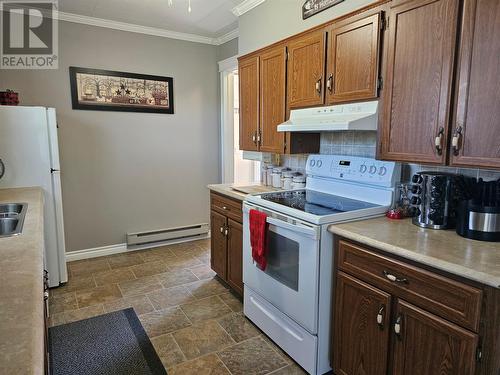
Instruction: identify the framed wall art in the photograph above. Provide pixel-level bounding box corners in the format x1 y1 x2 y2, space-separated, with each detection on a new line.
302 0 345 19
69 67 174 114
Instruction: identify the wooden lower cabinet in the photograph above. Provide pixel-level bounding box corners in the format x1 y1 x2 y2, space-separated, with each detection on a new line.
210 210 228 280
227 219 243 295
210 193 243 297
392 300 478 375
332 238 485 375
333 271 391 375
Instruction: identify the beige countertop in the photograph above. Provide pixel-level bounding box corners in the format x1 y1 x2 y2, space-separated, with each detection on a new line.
0 187 45 375
328 217 500 289
207 183 281 201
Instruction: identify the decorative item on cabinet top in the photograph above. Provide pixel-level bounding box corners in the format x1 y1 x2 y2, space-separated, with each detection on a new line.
302 0 345 19
69 67 174 114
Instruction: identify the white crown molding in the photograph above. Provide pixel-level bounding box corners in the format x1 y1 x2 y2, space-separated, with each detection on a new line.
215 28 239 45
38 10 238 46
231 0 267 17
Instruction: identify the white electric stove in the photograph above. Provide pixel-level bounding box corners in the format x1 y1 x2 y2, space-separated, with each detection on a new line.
242 154 400 375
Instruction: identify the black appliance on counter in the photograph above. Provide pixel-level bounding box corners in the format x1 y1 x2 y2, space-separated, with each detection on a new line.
456 179 500 242
410 172 470 229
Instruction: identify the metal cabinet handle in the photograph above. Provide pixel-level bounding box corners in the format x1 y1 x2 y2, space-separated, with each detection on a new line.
383 270 408 284
220 226 225 233
0 158 5 180
452 125 463 156
224 227 229 237
315 78 322 95
326 74 333 93
252 132 257 144
376 305 385 329
434 127 444 155
394 315 402 338
222 206 227 210
257 130 262 144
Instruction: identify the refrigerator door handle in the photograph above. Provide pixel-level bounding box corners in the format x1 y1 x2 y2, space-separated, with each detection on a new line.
50 168 60 173
0 158 4 179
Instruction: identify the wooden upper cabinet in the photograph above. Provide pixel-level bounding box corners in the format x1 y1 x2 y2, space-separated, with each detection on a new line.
287 30 326 109
259 45 286 153
238 55 259 152
379 0 459 164
392 300 478 375
450 0 500 169
326 12 381 104
333 272 391 375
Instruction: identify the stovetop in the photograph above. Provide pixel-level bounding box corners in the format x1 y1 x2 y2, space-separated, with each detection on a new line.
259 189 379 216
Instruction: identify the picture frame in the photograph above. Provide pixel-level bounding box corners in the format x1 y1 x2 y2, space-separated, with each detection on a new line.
302 0 345 20
69 67 174 114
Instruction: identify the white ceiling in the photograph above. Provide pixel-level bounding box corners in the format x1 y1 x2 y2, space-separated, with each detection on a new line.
58 0 246 39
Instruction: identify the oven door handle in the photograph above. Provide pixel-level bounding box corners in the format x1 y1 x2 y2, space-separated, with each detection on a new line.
266 216 319 240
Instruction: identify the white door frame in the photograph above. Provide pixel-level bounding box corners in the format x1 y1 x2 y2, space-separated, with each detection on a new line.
219 55 238 183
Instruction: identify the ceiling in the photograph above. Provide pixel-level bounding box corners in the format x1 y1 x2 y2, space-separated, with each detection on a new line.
57 0 246 39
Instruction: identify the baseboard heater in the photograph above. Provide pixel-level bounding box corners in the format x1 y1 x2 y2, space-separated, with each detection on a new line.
127 223 210 246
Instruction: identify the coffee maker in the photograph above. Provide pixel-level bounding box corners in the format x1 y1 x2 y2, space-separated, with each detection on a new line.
456 179 500 242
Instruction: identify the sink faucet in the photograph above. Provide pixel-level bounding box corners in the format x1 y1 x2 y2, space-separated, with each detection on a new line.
0 158 4 180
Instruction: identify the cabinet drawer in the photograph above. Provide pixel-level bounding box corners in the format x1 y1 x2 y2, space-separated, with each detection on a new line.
338 240 482 332
210 193 242 223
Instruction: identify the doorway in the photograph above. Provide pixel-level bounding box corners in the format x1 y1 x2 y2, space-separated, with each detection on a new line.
219 57 259 185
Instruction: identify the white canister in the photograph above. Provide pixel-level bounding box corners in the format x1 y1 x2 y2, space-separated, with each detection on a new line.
282 176 293 190
281 169 294 189
291 174 306 189
272 172 282 188
265 165 275 186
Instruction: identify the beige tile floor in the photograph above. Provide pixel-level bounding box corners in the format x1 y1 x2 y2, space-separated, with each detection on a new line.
49 239 306 375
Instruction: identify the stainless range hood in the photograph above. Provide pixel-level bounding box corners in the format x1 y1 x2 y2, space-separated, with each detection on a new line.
277 100 378 132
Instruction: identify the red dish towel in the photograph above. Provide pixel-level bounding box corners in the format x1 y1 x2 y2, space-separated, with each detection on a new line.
249 209 268 270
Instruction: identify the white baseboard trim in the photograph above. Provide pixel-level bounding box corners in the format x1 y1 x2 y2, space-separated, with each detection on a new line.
66 233 211 262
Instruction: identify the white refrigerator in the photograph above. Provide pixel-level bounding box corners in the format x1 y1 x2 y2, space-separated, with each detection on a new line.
0 106 67 287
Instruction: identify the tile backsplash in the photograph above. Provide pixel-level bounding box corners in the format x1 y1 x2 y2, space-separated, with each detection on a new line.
281 131 500 182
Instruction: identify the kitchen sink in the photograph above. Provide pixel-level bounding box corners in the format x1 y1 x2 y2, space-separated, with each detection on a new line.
0 203 28 237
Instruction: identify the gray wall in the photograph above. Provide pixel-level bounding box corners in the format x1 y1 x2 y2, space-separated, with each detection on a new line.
0 21 220 251
238 0 376 55
217 38 238 61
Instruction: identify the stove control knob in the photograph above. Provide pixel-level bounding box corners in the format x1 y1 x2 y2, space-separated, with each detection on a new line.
412 174 423 184
359 164 368 174
378 166 387 176
369 165 377 174
309 160 316 167
317 160 322 168
411 185 422 194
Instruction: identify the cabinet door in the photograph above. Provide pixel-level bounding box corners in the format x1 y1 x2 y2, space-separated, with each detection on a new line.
259 45 286 153
379 0 459 164
333 272 391 375
238 56 260 151
210 210 227 280
287 30 326 109
227 219 243 296
326 13 381 104
450 0 500 169
392 300 478 375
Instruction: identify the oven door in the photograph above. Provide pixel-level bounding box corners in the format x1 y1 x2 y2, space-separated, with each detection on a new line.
243 203 320 334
